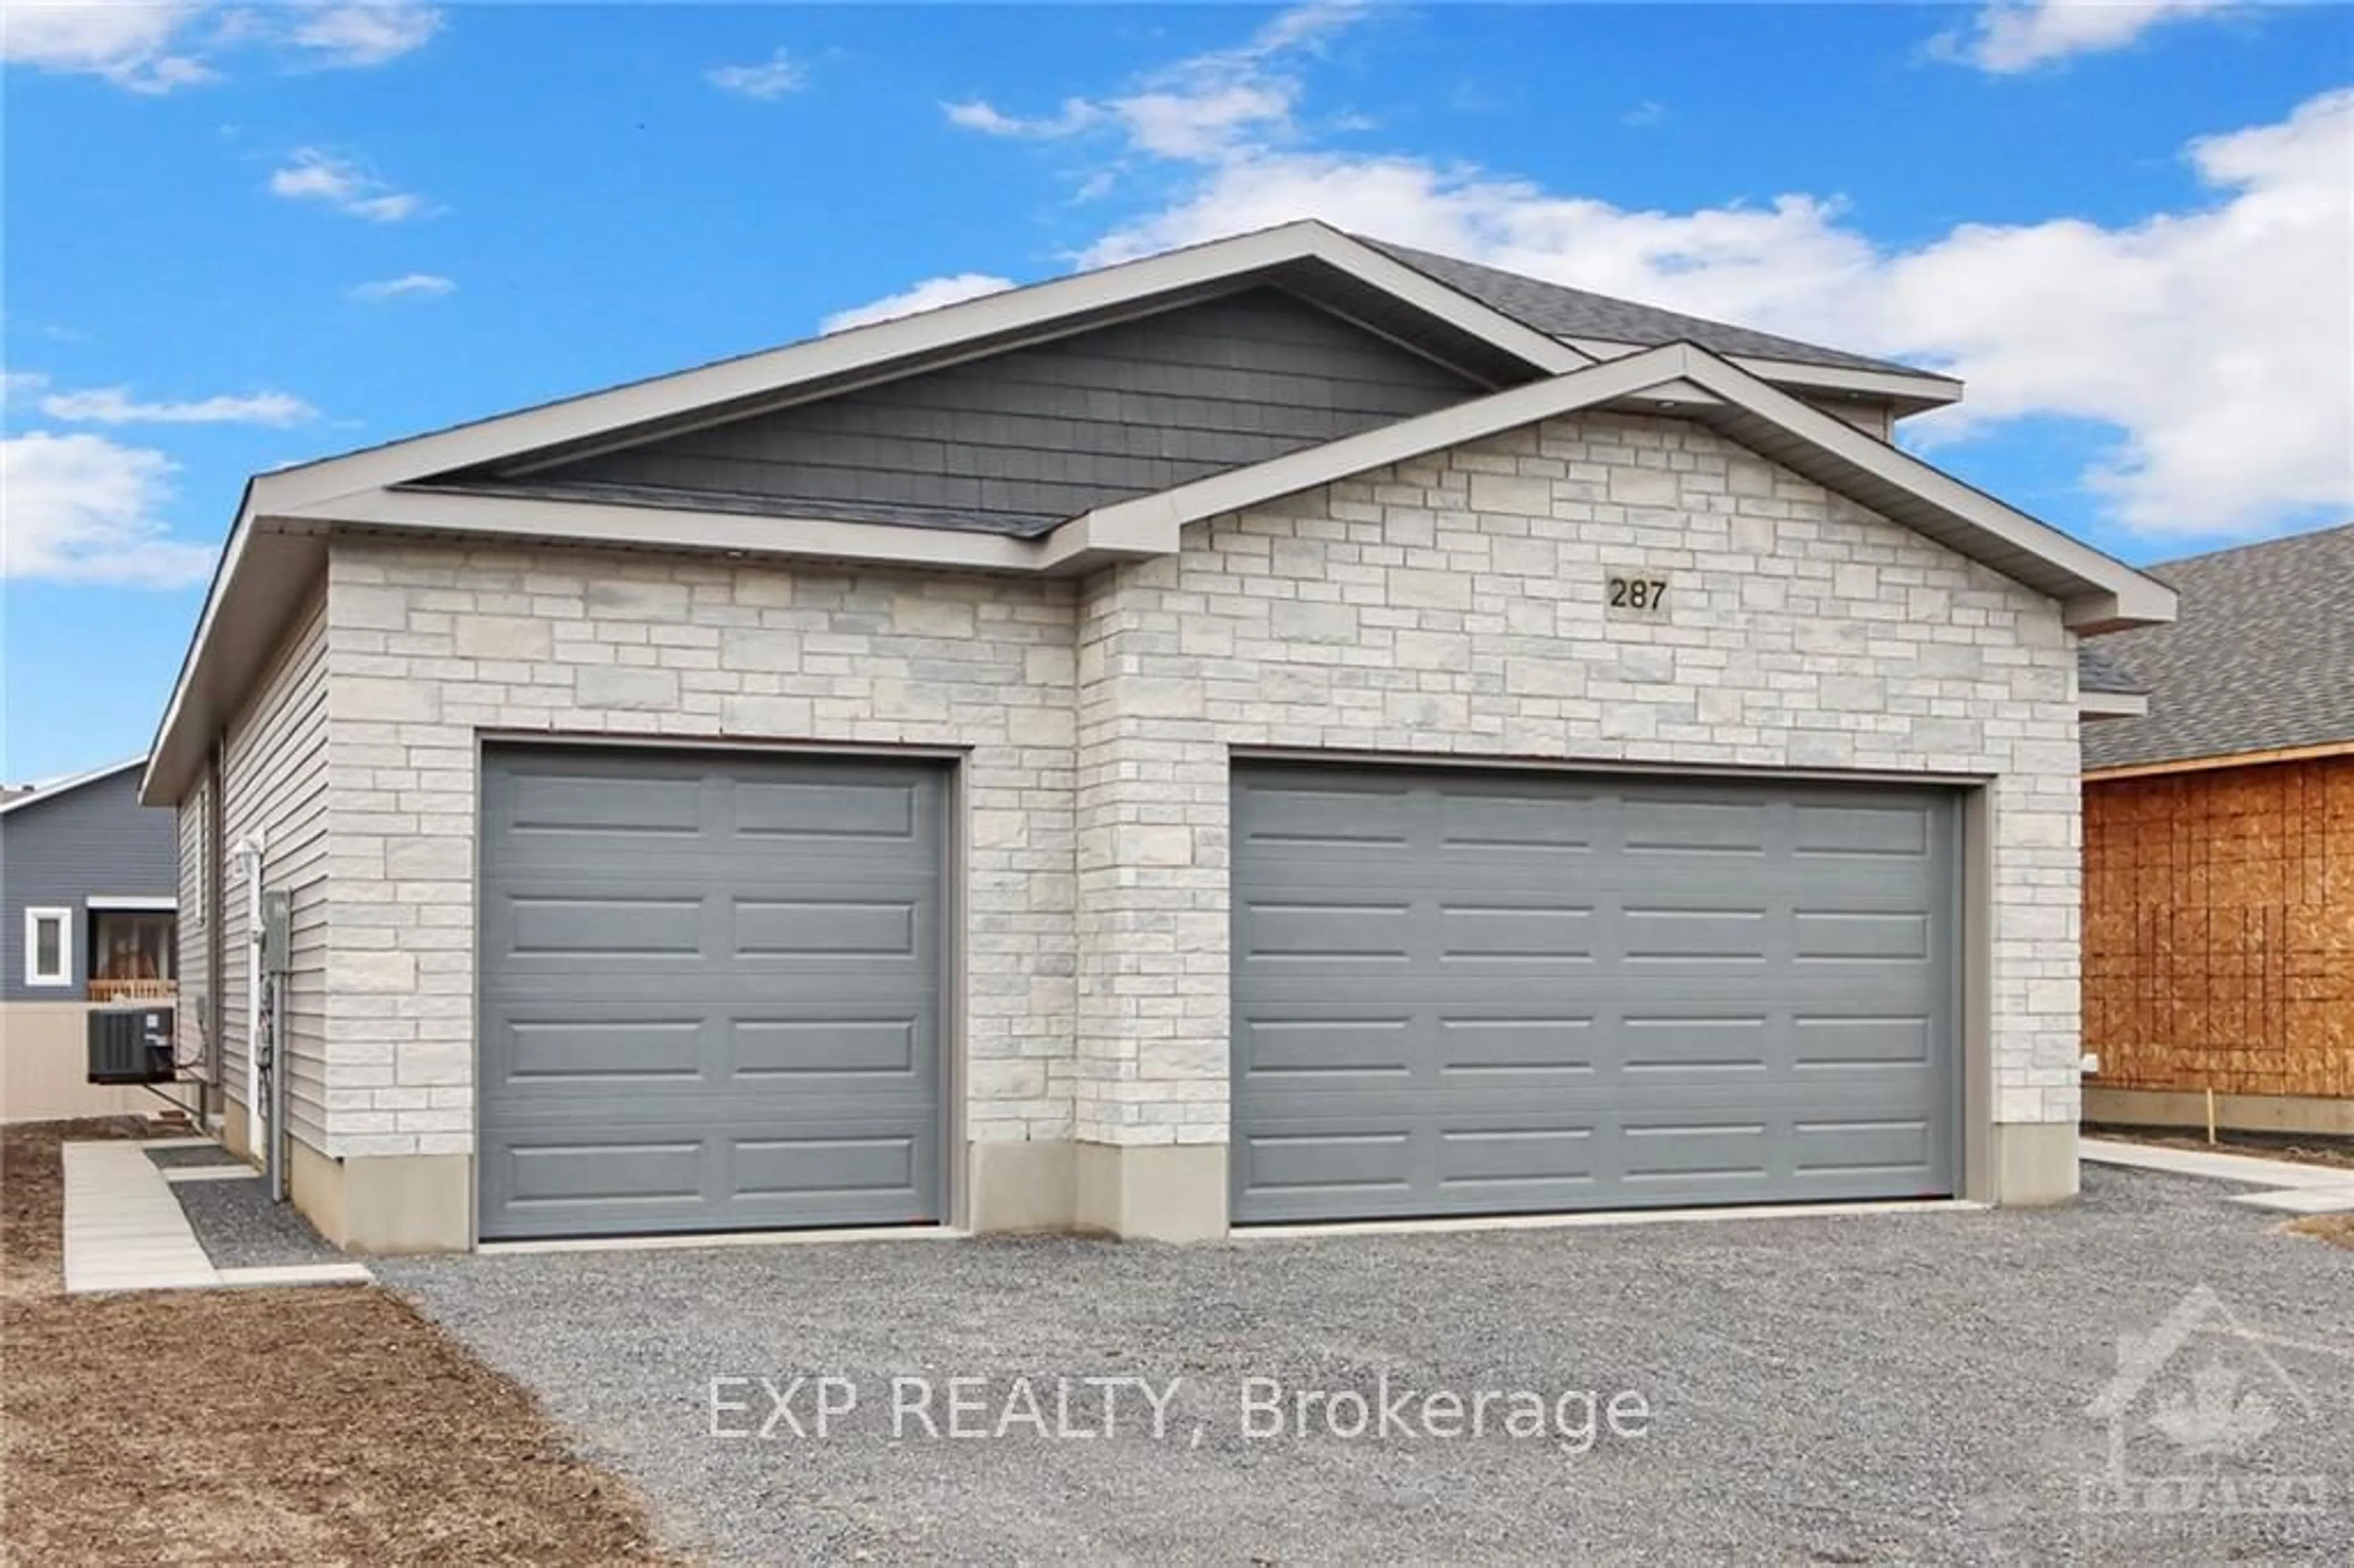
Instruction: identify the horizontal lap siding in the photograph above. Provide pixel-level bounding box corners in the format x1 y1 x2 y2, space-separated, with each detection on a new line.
2085 755 2354 1098
219 589 332 1147
177 775 209 1068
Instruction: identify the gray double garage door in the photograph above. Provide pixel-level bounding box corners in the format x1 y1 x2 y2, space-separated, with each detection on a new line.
478 747 1959 1239
1228 764 1962 1224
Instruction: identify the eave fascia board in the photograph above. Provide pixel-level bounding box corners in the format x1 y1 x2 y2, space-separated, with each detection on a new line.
1051 343 1699 552
243 222 1589 516
1562 337 1964 411
2084 737 2354 783
1670 352 2176 631
278 486 1059 574
2059 584 2180 636
2078 691 2151 720
141 484 258 806
1298 227 1593 378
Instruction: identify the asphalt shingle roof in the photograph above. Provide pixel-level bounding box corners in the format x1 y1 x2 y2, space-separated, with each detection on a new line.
2081 522 2354 771
2076 645 2144 696
1360 238 1933 379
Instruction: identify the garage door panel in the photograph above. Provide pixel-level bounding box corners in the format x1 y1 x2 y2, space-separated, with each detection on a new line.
1240 900 1413 959
732 1133 923 1198
1619 907 1770 961
1436 1016 1597 1075
1238 783 1415 843
1438 1124 1598 1187
1792 1014 1933 1066
506 894 706 959
1791 1117 1934 1176
1232 764 1958 1222
1438 902 1595 960
505 1138 706 1208
1792 802 1933 858
1238 1016 1415 1078
731 777 924 840
732 1016 926 1079
478 747 946 1241
733 897 923 958
1434 789 1598 850
1619 1016 1773 1073
1792 910 1929 961
1621 1121 1772 1181
503 770 705 838
493 1017 708 1084
1234 1128 1415 1210
1619 796 1772 854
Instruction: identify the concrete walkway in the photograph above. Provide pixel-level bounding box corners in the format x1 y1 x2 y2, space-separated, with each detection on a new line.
2081 1135 2354 1214
61 1139 373 1295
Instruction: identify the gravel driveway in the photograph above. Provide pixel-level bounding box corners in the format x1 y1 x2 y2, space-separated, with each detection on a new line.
383 1166 2353 1564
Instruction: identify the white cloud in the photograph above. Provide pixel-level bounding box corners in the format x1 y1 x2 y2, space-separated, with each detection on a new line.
285 3 443 69
2 371 50 403
943 0 1369 165
38 386 317 427
268 148 430 221
707 47 806 100
0 1 214 93
348 272 455 303
1621 100 1667 129
1931 0 2245 72
822 273 1018 334
958 6 2348 542
945 97 1102 139
0 0 440 91
0 432 215 587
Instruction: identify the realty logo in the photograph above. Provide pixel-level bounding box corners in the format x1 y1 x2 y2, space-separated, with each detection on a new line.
2081 1284 2330 1517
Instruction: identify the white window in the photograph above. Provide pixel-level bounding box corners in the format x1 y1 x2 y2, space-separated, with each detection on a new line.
24 906 71 988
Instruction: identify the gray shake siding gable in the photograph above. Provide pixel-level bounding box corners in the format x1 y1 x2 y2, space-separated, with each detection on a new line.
199 409 2080 1220
469 289 1484 533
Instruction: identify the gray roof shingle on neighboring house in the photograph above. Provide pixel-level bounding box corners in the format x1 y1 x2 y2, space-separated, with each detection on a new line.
1358 238 1933 379
2082 521 2354 772
2077 644 2144 696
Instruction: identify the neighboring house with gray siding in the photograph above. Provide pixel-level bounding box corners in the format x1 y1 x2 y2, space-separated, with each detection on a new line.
139 220 2175 1252
0 756 183 1122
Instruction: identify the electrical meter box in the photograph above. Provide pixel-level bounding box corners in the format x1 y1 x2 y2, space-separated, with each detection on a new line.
261 890 293 976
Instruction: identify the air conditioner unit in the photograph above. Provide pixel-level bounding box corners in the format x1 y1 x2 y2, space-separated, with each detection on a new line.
88 1006 175 1086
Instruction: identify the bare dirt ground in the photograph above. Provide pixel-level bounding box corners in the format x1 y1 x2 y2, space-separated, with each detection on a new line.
2089 1124 2354 1171
1 1121 679 1566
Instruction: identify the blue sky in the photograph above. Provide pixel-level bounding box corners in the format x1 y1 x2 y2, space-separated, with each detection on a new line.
4 1 2349 780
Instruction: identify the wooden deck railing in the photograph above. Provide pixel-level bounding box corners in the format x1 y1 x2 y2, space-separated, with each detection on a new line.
88 978 178 1003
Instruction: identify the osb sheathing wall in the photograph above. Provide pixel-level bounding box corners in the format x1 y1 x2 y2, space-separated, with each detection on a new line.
2084 754 2354 1100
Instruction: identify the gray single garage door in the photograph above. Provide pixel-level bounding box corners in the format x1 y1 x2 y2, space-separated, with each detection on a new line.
477 746 946 1241
1230 763 1959 1224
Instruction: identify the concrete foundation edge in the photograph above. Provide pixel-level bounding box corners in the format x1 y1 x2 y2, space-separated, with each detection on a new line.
967 1139 1076 1233
2085 1086 2354 1139
1072 1141 1229 1241
1990 1122 2079 1206
206 1124 2085 1252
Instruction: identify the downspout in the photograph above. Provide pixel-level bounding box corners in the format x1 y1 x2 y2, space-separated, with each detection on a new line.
235 831 266 1162
203 742 227 1132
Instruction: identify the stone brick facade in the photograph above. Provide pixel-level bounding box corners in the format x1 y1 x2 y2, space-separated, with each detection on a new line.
235 408 2081 1198
319 547 1078 1158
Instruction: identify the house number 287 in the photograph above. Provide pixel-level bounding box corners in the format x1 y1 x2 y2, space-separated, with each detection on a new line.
1606 575 1669 615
